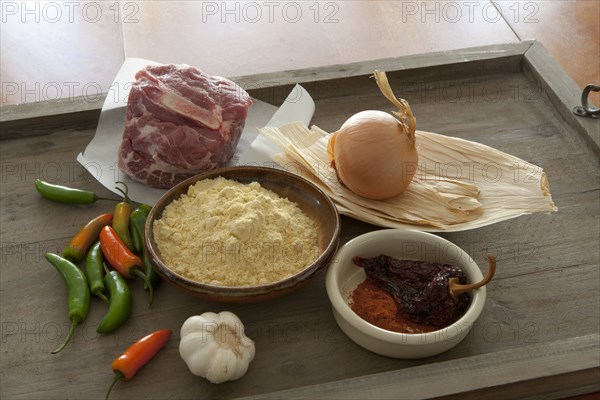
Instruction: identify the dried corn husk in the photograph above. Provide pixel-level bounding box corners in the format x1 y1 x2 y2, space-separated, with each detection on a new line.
258 70 556 231
259 121 557 232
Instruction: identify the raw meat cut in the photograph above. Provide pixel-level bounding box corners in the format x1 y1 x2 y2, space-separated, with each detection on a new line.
118 64 252 189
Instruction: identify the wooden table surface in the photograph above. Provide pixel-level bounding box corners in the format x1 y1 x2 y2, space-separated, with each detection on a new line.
1 40 599 399
1 0 598 106
1 1 599 399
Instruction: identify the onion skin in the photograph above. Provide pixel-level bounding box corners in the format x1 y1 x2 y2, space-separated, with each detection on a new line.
329 110 418 200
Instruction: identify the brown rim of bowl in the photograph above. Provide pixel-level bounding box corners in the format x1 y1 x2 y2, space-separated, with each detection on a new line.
144 166 341 296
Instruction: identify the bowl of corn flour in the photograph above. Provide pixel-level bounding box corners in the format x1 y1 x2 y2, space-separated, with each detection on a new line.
145 166 341 302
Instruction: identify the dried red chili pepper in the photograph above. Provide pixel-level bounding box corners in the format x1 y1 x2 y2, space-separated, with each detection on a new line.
350 277 440 333
353 255 471 329
105 329 172 400
63 213 113 262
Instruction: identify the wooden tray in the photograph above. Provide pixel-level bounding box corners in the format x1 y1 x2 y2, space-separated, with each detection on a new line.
1 40 598 399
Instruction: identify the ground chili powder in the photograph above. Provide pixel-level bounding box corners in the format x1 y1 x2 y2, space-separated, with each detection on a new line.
349 277 438 334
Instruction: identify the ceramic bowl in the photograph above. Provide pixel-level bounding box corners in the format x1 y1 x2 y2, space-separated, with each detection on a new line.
326 229 486 358
145 166 341 303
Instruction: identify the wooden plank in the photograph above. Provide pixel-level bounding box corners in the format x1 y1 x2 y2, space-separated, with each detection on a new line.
0 93 106 123
0 96 103 139
234 334 600 400
1 43 599 399
121 1 518 82
523 41 600 155
0 0 124 108
0 41 532 140
2 242 597 399
503 0 600 107
232 41 532 92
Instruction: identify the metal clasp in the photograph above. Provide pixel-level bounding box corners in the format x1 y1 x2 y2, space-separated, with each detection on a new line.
573 84 600 118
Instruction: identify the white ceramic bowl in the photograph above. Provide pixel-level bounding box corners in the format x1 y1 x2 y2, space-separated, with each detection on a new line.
326 229 486 359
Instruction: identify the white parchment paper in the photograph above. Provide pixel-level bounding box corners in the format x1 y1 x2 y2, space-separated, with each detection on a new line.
76 58 315 205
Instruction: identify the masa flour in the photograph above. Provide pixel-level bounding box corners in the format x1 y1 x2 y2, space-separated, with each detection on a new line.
153 177 319 286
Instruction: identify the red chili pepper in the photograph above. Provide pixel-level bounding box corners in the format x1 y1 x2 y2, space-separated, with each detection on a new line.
63 213 113 262
105 329 172 400
100 226 153 300
99 226 143 278
112 182 135 252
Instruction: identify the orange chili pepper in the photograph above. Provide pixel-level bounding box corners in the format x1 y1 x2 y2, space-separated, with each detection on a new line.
100 226 153 301
63 213 113 262
99 225 143 278
112 182 135 252
105 329 172 400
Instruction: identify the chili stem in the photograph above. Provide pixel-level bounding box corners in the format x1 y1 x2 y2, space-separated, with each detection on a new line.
115 182 131 204
99 263 112 303
105 371 124 400
51 319 77 354
132 268 154 306
449 255 496 300
98 293 110 303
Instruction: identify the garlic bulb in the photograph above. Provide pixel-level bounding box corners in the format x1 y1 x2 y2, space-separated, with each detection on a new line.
327 70 418 200
179 311 255 384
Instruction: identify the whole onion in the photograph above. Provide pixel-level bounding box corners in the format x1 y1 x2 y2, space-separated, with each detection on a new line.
327 71 418 200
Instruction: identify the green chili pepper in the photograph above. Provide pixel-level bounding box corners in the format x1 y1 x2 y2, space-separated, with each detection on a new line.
85 241 109 303
138 204 152 214
112 182 135 251
100 224 155 306
142 246 159 290
129 204 152 253
35 179 115 204
141 249 159 305
97 264 133 334
130 204 159 305
63 213 113 262
44 253 91 354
